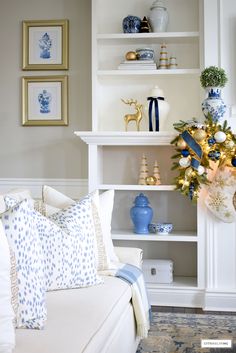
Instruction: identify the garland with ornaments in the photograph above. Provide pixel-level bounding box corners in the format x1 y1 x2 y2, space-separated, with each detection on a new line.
171 114 236 201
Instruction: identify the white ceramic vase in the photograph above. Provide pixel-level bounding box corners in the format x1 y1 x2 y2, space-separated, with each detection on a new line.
149 0 169 32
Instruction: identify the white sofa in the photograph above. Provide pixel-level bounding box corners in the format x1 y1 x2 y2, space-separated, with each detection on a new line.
14 247 143 353
0 187 148 353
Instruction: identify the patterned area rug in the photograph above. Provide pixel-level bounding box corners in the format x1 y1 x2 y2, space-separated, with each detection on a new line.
137 312 236 353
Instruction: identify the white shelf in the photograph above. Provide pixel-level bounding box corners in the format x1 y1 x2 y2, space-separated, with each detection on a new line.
97 32 199 44
112 230 198 242
98 69 200 76
99 184 175 191
146 276 198 289
74 131 176 145
97 31 199 39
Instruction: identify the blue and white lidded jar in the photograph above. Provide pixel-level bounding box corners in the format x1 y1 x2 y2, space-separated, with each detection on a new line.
130 193 153 234
122 15 141 33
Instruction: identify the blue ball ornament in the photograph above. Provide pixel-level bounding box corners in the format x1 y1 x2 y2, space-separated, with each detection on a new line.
208 137 216 146
232 156 236 167
189 183 195 200
208 150 215 160
214 150 221 160
181 149 190 157
208 150 221 161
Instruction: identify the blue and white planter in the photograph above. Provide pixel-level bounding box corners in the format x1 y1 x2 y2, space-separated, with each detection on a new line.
201 87 226 123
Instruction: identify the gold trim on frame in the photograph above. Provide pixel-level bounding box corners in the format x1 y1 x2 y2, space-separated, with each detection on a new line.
22 75 68 126
22 19 69 70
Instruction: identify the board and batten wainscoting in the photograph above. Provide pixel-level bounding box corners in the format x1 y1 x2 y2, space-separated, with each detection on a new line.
0 178 88 200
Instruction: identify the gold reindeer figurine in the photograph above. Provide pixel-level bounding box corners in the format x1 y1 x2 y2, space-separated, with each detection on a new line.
121 99 143 131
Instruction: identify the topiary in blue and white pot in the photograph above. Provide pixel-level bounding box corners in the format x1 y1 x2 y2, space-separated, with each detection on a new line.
202 86 226 123
200 66 228 123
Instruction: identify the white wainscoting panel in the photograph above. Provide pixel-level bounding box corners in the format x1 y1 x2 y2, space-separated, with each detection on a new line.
0 178 88 199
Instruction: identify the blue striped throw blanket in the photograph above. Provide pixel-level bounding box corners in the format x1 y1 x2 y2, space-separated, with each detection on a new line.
115 263 151 338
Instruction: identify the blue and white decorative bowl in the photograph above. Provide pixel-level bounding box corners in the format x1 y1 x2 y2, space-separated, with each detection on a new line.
136 48 154 61
122 15 141 33
148 222 173 234
157 223 173 234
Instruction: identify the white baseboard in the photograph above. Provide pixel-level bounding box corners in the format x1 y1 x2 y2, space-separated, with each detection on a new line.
204 290 236 312
0 178 88 199
147 288 204 308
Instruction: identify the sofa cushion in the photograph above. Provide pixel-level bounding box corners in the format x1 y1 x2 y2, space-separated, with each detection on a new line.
45 197 103 290
42 186 119 267
15 276 132 353
4 196 103 292
0 189 33 214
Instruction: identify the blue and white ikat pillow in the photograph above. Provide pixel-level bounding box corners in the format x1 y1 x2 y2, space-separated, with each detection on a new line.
40 197 103 291
3 195 102 299
1 199 47 329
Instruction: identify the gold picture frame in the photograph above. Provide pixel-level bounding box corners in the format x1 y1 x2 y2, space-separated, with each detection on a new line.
22 75 68 126
22 19 69 70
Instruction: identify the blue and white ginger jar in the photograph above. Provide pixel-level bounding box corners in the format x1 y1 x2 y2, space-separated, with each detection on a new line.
202 87 226 123
130 193 153 234
122 15 141 33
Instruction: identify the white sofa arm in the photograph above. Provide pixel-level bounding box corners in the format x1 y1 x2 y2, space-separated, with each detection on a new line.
114 247 143 269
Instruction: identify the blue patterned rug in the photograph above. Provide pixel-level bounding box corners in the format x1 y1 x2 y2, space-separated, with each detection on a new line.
136 312 236 353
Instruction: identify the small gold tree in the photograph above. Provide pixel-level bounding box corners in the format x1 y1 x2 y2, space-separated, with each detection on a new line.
153 160 161 185
138 154 149 185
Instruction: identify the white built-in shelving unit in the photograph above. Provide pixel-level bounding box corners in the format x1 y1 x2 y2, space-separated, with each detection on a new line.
75 0 236 311
75 0 208 308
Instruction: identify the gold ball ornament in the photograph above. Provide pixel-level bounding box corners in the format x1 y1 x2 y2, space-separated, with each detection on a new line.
185 167 193 178
177 137 187 149
225 140 235 149
125 51 137 60
145 176 157 185
193 129 207 142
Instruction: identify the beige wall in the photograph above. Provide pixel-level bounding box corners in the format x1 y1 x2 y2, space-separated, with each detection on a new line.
0 0 91 178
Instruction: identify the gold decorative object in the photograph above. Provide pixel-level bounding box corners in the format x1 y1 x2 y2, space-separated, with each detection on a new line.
140 16 150 33
185 167 193 178
121 98 143 131
145 176 157 185
138 154 149 185
125 51 137 60
176 137 187 149
193 129 207 142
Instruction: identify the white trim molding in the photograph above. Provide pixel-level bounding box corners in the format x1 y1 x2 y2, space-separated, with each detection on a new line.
0 178 88 199
204 290 236 312
148 288 204 308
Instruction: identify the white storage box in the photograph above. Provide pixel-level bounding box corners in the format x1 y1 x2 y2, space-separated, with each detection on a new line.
142 259 173 284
